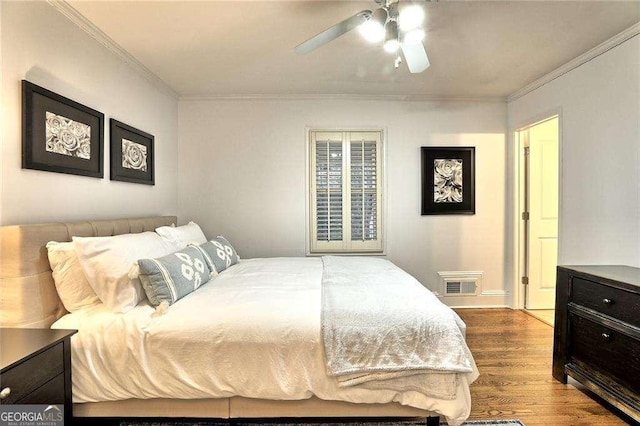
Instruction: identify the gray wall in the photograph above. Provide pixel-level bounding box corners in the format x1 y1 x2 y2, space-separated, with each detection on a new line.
507 35 640 269
1 1 179 225
178 99 508 307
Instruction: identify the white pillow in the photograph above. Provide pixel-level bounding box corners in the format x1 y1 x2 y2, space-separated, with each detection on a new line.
73 232 179 313
155 221 207 249
46 241 101 312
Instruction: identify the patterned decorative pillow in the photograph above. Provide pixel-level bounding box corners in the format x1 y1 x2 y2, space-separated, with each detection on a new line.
138 246 211 307
192 236 240 275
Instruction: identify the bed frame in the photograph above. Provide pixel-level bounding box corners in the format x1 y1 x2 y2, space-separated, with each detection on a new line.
0 216 439 424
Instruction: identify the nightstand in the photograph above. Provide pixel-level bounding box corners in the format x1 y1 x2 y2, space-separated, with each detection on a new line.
0 328 77 424
553 266 640 423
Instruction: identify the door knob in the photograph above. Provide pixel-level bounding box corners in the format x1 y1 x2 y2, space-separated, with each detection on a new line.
0 387 10 399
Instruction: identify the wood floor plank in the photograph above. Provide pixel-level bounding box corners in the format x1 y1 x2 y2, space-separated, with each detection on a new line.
456 309 635 425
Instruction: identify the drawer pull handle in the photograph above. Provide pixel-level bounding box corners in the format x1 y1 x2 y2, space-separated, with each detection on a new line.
0 387 10 399
601 332 612 341
603 298 614 305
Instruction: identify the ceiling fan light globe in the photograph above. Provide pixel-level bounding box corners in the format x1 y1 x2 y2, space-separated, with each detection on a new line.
384 20 400 53
399 4 424 31
359 20 385 42
403 28 425 45
384 39 401 53
359 7 388 43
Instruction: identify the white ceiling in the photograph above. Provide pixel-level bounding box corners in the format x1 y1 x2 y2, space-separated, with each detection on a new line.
67 0 640 99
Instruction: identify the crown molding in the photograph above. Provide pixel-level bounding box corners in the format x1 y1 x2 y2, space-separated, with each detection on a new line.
44 0 505 104
508 22 640 103
51 0 636 104
47 0 178 99
179 93 507 103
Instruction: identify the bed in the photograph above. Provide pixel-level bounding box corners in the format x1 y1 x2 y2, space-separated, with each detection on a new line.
0 216 478 425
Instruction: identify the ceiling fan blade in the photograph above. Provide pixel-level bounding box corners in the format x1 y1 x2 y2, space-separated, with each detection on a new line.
295 10 372 55
401 42 430 73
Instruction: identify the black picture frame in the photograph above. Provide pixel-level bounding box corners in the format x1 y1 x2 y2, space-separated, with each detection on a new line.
22 80 104 178
421 146 475 215
110 119 154 185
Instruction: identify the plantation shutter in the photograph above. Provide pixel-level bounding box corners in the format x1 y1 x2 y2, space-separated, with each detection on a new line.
315 135 343 245
310 130 383 253
349 133 381 251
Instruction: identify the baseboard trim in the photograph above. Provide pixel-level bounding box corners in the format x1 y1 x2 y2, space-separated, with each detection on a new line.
439 292 510 308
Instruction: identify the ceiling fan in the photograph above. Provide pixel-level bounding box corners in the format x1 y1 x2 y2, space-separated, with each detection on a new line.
295 0 430 74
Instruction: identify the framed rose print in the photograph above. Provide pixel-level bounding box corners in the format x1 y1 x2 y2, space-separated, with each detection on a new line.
421 147 475 215
109 119 154 185
22 80 104 178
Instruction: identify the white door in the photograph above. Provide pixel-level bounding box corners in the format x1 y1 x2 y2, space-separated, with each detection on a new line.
526 117 559 309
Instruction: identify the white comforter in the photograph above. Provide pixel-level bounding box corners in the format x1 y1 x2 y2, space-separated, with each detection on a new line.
52 257 478 425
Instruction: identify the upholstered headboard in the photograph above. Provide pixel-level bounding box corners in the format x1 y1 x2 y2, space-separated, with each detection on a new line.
0 216 177 328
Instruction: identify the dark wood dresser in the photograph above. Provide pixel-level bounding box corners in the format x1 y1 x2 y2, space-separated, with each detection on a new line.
0 328 77 423
553 265 640 422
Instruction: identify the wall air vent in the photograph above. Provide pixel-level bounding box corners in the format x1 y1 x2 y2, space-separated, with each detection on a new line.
445 280 477 295
438 271 483 297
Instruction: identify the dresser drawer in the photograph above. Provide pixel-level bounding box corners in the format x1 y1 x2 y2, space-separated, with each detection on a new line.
571 277 640 327
16 374 65 405
570 314 640 392
0 342 63 404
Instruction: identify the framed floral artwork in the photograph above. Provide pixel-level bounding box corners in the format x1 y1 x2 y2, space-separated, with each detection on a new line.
109 119 154 185
421 147 475 215
22 80 104 178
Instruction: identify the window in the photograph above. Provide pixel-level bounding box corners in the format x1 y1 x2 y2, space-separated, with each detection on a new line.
309 130 383 253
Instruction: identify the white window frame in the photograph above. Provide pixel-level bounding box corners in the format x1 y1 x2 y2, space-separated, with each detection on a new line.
306 128 385 255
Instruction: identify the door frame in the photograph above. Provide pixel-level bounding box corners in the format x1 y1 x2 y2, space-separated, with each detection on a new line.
511 108 564 309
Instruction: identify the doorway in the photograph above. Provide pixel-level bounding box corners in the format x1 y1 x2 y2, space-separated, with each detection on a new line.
515 116 560 323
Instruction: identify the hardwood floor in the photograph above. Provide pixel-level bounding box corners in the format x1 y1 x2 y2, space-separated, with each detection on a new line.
456 309 634 425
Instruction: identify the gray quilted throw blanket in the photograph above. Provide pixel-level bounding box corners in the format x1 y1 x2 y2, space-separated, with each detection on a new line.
321 256 475 386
